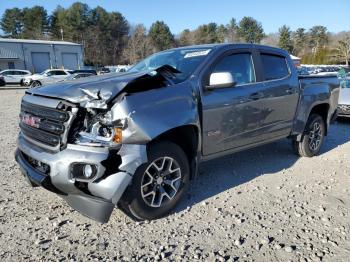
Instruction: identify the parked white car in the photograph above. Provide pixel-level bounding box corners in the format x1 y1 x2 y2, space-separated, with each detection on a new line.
23 69 72 87
0 69 32 85
338 76 350 118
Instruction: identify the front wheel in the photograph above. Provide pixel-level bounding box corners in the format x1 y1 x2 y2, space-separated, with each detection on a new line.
118 141 190 221
31 81 41 88
293 114 326 157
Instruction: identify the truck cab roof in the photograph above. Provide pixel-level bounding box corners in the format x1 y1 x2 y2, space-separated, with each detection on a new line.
168 43 289 56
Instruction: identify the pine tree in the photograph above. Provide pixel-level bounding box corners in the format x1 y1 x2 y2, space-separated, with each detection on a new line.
237 17 265 43
309 26 328 53
0 8 23 37
148 21 174 51
292 28 307 56
278 25 293 53
22 6 49 39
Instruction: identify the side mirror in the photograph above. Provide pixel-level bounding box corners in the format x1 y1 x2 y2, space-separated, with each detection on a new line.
206 72 235 90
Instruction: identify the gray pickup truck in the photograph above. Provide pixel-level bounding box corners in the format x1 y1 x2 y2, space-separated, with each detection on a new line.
15 44 340 223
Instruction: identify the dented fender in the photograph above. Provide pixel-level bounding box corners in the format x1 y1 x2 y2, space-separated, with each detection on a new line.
111 81 201 144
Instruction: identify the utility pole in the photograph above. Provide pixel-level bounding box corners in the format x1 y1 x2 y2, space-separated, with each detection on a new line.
60 28 64 41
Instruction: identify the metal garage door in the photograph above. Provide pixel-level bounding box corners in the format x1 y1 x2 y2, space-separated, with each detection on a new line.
31 52 50 73
62 53 78 70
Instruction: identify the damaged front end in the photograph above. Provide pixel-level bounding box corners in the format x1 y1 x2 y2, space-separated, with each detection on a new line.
15 92 149 222
15 71 168 223
16 65 199 223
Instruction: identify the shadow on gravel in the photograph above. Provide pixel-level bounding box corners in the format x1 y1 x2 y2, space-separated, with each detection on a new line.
174 121 350 213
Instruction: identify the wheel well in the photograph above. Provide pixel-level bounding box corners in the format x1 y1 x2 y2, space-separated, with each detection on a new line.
151 125 199 178
310 103 329 134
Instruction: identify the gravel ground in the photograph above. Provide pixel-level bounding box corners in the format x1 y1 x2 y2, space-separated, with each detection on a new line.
0 89 349 262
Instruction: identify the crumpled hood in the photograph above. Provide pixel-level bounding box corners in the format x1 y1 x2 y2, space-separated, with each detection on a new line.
26 71 148 108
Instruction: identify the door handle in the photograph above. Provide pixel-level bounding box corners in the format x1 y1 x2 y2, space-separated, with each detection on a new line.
249 92 263 100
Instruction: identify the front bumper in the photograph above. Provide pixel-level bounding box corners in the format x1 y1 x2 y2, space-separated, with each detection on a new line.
22 79 32 86
15 134 147 223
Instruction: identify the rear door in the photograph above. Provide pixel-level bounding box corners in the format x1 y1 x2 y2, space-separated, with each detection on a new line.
4 70 23 83
201 49 267 155
256 51 299 140
53 70 69 80
12 71 24 83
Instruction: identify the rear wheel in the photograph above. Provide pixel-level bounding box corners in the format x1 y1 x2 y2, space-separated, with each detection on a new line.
118 141 190 221
293 114 325 157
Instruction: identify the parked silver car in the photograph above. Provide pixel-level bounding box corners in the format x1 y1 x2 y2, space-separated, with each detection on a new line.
23 69 72 87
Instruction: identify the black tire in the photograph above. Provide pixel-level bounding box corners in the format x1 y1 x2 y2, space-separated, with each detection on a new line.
118 141 190 221
293 114 326 157
31 81 41 88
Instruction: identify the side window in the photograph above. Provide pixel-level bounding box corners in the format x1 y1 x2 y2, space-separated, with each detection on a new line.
261 54 290 81
212 53 256 86
55 71 67 75
46 71 54 76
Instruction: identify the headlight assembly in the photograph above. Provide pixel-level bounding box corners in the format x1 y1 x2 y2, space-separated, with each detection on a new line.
74 111 122 147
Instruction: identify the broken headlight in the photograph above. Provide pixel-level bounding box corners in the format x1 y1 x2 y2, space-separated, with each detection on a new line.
74 111 122 147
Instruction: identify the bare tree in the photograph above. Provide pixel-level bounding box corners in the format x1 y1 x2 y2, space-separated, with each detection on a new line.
334 35 350 66
122 24 152 64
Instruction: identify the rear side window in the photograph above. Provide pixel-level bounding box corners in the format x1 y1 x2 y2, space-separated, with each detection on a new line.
261 54 289 81
212 53 256 86
55 71 67 75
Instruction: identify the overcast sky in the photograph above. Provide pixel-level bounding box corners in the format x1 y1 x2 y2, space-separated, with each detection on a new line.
0 0 349 34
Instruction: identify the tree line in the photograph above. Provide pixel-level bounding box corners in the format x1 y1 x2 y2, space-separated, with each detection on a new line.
1 2 349 66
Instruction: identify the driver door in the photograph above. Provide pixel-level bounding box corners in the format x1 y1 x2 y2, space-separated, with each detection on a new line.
44 71 57 84
201 50 267 156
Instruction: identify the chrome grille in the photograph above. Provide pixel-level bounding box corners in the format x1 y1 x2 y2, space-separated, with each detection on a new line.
19 100 74 150
338 104 350 114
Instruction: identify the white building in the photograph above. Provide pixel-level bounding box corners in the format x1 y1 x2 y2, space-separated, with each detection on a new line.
0 38 84 73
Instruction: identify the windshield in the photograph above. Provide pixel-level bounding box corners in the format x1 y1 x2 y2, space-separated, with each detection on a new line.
128 48 212 83
39 70 49 75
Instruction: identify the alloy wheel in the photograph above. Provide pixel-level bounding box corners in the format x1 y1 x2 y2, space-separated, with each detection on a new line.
308 121 322 151
141 157 182 208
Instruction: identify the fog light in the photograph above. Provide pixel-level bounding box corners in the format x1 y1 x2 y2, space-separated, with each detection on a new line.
83 165 94 178
72 163 97 180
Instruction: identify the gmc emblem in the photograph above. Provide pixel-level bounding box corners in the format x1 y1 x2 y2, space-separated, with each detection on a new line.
21 114 41 128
